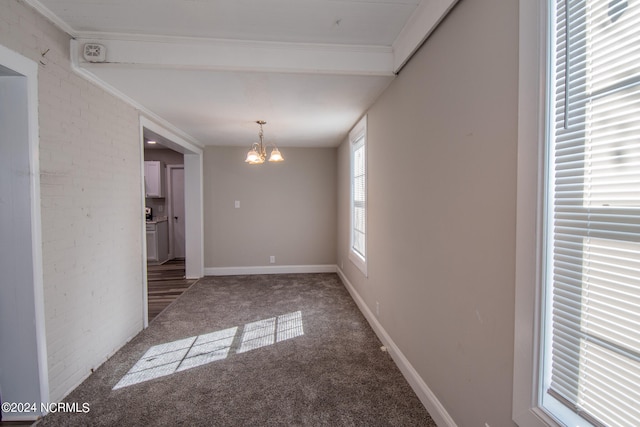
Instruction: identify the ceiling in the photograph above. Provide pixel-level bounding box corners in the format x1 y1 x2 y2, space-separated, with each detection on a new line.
27 0 457 148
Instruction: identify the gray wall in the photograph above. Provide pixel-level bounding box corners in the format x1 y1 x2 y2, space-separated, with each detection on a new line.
204 146 337 269
337 0 519 425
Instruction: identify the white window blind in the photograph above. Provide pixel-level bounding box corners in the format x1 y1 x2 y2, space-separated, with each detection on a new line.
352 136 366 258
543 0 640 426
349 116 367 275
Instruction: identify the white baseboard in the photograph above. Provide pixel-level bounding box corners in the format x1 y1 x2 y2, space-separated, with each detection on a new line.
53 328 141 412
0 413 40 422
336 268 457 427
204 264 337 276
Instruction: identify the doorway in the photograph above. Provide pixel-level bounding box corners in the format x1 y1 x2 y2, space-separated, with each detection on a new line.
140 119 203 326
0 45 48 420
143 138 188 322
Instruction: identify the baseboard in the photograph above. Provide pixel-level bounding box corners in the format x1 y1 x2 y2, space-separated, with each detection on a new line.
336 268 458 427
204 264 337 276
53 328 141 410
0 413 40 422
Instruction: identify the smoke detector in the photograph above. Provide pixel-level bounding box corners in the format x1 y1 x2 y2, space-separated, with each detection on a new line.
83 43 106 62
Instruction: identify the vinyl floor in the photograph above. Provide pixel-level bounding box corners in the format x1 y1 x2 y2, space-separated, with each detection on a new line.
146 258 197 322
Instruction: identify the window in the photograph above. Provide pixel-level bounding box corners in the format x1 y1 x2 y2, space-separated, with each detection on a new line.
349 116 367 276
540 0 640 425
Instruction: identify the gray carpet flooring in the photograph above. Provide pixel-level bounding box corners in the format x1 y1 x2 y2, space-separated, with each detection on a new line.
35 273 436 426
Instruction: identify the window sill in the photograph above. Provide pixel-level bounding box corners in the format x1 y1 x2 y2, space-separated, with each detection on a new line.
349 249 367 277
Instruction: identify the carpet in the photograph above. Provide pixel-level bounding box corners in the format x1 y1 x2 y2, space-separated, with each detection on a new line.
35 273 436 426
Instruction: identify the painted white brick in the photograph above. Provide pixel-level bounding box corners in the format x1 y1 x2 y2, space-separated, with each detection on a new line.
1 0 145 403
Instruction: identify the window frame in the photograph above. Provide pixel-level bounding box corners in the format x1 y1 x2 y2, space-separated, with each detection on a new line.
512 0 559 425
349 115 368 276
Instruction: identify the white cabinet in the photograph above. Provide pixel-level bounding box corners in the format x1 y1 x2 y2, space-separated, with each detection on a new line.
146 220 169 264
144 161 165 198
146 228 158 261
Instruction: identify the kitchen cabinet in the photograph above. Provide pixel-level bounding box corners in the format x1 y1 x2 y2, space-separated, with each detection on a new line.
144 161 165 198
146 218 169 264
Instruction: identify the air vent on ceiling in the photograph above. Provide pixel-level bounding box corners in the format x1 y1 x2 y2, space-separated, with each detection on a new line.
83 43 106 62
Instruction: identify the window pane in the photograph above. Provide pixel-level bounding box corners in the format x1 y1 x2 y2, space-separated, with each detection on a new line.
354 206 366 234
583 87 640 208
544 0 640 425
354 143 365 177
350 122 366 267
354 176 365 202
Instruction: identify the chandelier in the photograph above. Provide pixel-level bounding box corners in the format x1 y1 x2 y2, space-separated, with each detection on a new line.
245 120 284 164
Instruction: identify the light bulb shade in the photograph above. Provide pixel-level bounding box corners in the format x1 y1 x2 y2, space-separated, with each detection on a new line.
245 148 261 163
269 147 284 162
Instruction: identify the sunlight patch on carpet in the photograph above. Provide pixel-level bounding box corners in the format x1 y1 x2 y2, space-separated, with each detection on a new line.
113 311 303 390
238 311 304 353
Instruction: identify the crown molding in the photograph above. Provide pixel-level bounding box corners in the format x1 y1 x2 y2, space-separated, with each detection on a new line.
22 0 78 37
392 0 460 73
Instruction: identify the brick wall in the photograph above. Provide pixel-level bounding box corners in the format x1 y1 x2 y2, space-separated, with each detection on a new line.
1 0 144 402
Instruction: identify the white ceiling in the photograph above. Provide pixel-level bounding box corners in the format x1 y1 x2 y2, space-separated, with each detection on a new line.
27 0 458 148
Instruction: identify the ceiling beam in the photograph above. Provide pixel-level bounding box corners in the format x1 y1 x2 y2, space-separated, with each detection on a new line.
69 40 204 149
28 0 458 77
73 35 395 76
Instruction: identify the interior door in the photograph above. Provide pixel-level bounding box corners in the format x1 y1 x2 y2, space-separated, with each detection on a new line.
170 167 186 258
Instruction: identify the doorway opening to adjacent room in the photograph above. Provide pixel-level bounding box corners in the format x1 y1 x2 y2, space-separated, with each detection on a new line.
0 45 48 421
139 117 203 326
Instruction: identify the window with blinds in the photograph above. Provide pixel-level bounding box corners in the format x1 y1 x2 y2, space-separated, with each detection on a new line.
542 0 640 425
349 116 367 275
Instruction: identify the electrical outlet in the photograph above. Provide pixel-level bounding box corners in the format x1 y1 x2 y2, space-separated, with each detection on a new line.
270 255 275 264
234 200 240 208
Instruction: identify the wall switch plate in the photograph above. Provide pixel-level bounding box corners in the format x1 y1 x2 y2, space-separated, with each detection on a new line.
376 302 380 316
270 256 275 264
234 200 240 208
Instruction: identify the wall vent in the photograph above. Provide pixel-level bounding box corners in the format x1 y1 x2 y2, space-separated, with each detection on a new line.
83 43 106 62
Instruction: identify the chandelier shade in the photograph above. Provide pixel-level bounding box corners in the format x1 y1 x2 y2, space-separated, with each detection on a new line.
269 147 284 162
